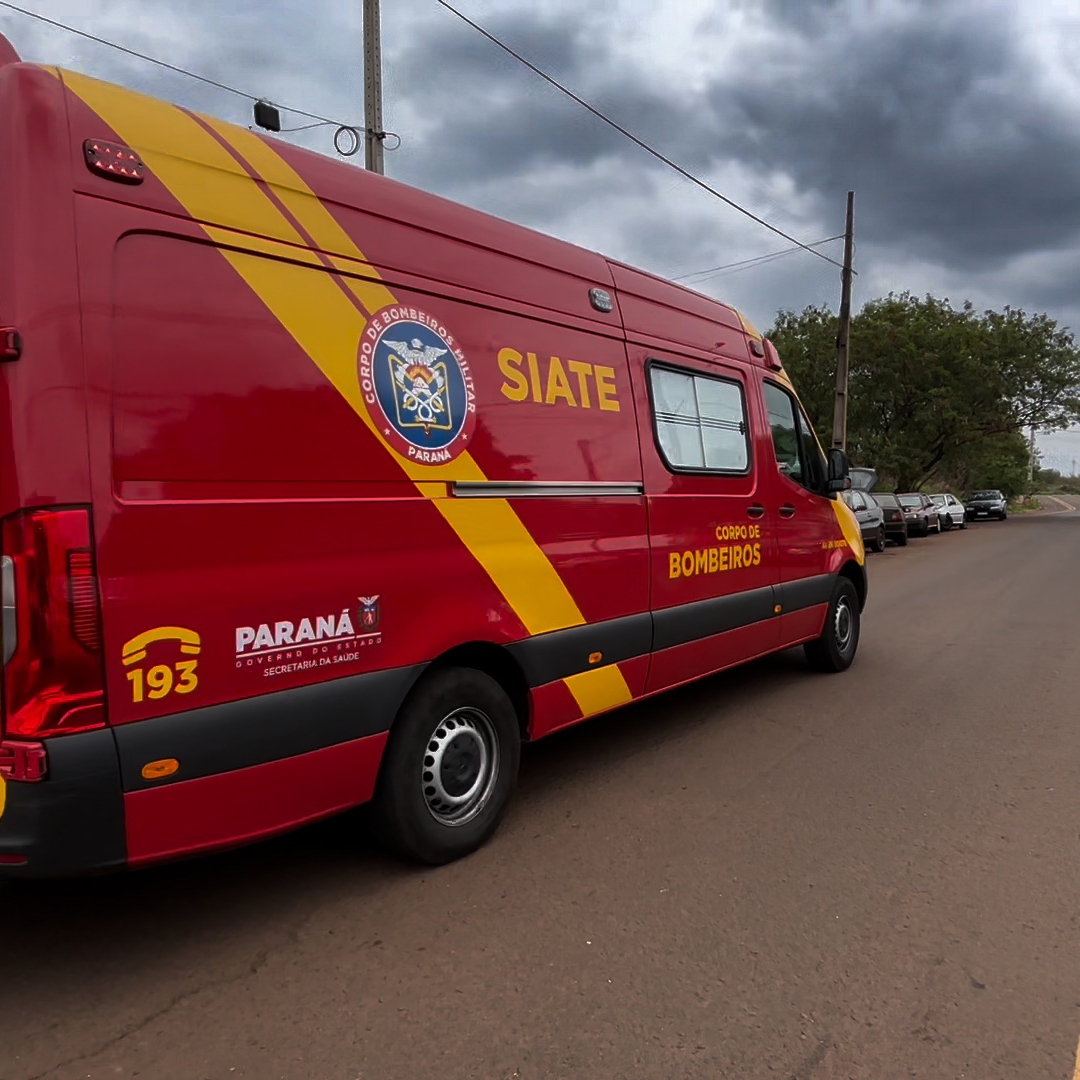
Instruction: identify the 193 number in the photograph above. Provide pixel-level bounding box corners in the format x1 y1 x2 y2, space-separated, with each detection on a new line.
127 659 199 703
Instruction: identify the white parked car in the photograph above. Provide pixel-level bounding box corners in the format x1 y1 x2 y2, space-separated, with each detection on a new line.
929 493 966 530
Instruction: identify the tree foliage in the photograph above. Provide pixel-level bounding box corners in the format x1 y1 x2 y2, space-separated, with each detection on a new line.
1034 467 1080 495
768 292 1080 494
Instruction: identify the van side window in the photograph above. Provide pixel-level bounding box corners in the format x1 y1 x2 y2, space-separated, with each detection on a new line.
764 382 826 493
796 408 826 490
763 382 805 484
649 365 749 473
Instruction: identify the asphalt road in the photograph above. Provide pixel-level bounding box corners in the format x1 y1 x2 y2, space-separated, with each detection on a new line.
4 499 1080 1080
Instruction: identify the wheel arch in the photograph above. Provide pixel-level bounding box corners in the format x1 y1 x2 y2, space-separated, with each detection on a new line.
839 559 868 612
423 641 531 740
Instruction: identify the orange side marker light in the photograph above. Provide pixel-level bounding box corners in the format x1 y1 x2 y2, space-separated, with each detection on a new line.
141 758 180 781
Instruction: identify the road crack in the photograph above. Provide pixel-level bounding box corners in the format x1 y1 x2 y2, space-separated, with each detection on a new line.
25 947 274 1080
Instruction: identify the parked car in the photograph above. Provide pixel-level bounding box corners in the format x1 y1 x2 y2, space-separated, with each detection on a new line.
842 489 886 552
849 467 878 492
870 492 909 546
897 492 942 536
930 493 967 530
966 489 1008 520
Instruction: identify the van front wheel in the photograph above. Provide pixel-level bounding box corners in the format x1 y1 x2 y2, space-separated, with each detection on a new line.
372 667 521 864
804 577 860 673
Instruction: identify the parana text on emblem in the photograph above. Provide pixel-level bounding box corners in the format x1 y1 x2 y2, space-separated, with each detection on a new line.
359 305 477 464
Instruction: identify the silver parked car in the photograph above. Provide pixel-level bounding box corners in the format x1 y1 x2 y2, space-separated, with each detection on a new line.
930 493 967 530
842 488 887 552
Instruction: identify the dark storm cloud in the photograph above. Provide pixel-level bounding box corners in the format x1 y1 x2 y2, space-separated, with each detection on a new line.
388 0 1080 283
386 8 737 204
403 10 583 85
718 6 1080 269
386 10 701 186
0 1 365 135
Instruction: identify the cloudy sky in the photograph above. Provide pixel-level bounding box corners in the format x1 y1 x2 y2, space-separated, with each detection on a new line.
4 0 1080 469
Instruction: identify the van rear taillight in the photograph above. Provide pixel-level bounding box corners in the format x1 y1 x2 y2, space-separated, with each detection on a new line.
1 509 106 739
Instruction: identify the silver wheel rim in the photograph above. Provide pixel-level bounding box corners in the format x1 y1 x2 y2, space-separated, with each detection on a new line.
421 707 500 827
834 596 855 653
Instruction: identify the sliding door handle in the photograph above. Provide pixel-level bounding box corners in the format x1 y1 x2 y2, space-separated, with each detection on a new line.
779 504 796 518
747 504 765 519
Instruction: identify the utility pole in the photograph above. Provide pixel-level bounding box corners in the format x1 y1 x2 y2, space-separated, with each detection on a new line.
363 0 385 174
831 191 855 451
1027 423 1037 490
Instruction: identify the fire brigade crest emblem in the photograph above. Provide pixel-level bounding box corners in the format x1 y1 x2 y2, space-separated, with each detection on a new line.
358 595 381 632
359 306 476 464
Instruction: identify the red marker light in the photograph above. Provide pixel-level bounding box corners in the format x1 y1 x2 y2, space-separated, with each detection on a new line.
83 139 145 185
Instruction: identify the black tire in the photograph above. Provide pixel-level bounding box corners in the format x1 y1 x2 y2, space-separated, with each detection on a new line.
371 667 521 864
960 517 967 530
872 526 886 553
1000 511 1007 520
804 576 861 673
897 530 908 547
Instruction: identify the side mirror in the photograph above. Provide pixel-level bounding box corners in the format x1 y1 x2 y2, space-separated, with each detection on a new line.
826 448 849 492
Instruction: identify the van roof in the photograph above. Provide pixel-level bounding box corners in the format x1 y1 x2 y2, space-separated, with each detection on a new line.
0 28 763 346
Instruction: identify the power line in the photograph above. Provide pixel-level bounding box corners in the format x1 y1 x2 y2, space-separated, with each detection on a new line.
0 1 381 145
674 235 845 283
433 0 846 270
679 248 802 284
687 248 820 284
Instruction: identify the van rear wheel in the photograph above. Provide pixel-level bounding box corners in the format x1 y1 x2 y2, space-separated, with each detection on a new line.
372 667 521 864
804 577 860 673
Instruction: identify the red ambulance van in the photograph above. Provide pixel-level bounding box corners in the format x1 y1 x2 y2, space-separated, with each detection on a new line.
0 36 866 875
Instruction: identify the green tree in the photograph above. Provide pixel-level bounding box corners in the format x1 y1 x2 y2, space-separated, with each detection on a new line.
768 293 1080 492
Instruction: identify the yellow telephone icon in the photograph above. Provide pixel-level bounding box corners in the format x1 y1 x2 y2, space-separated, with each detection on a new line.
122 627 202 705
121 627 202 667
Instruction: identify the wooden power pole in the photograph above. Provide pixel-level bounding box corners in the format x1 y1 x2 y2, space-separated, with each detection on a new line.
831 191 855 451
1028 424 1037 490
363 0 385 174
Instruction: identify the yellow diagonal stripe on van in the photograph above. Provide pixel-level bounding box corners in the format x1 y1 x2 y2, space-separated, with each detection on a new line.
61 70 629 713
194 243 590 638
200 118 396 319
563 665 634 719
